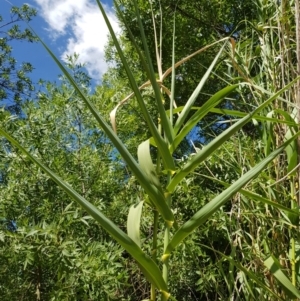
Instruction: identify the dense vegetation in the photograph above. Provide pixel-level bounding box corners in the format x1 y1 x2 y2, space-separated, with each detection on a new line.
1 0 300 300
0 4 37 114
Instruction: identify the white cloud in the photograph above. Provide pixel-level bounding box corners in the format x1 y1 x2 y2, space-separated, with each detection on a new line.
33 0 120 80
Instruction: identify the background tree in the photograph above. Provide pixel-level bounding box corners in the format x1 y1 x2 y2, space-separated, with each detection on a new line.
0 59 137 300
108 0 259 141
0 4 37 113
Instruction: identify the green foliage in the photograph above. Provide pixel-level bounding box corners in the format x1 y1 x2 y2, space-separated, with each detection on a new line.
0 4 37 112
0 60 136 300
111 0 258 140
2 0 300 300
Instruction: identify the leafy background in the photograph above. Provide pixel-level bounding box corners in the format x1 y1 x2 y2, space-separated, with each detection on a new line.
1 0 300 300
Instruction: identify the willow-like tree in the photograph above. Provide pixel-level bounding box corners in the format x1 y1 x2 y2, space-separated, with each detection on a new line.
0 4 37 113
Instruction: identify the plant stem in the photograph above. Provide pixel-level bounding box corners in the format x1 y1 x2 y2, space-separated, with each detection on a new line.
290 179 296 286
151 209 159 300
162 226 170 283
291 236 296 286
295 0 300 291
154 122 163 301
162 173 172 301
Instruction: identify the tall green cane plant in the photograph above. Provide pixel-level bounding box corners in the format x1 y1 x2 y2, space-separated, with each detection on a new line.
1 0 300 299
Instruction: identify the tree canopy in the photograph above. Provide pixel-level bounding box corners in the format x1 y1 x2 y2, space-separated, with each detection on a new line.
0 4 37 113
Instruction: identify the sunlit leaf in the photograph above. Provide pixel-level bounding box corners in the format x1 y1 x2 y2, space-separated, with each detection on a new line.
0 127 168 292
163 130 300 259
264 255 300 298
127 200 144 248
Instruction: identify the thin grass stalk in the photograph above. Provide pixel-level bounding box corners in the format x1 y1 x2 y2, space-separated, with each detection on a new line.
162 101 172 300
131 1 174 144
162 11 177 294
159 0 163 74
162 135 170 286
164 130 300 258
170 12 176 127
290 175 297 286
291 232 296 286
97 1 175 172
151 121 163 301
162 176 172 301
198 243 286 300
151 210 159 300
150 0 162 79
294 0 300 289
295 0 300 205
162 224 169 288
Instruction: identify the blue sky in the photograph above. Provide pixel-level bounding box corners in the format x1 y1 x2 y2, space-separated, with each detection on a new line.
1 0 118 88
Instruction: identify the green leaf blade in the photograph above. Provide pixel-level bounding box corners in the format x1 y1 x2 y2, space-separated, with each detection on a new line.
173 42 228 134
127 200 144 248
28 18 175 224
171 85 238 153
96 0 175 170
168 114 252 192
264 255 300 298
163 130 300 258
168 79 300 192
0 128 168 292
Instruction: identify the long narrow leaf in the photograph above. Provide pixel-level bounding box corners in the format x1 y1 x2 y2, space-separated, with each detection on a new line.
96 0 175 171
168 113 252 192
168 106 298 127
170 85 238 153
130 0 174 144
173 43 227 134
163 131 300 259
167 78 300 192
0 128 168 292
201 175 300 217
282 108 298 175
264 255 300 298
28 24 174 225
197 244 285 301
